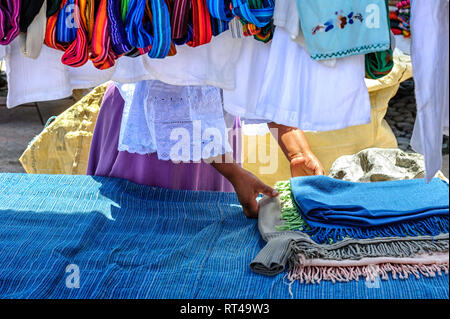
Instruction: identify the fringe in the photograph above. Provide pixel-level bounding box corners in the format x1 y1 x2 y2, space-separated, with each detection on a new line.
291 236 450 261
302 215 449 244
288 262 449 284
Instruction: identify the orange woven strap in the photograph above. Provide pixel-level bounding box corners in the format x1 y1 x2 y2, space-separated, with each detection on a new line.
61 0 92 67
44 0 70 51
90 0 117 69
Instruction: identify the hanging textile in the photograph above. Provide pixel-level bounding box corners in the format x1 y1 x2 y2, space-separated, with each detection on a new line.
55 0 77 44
146 0 172 57
365 0 394 79
207 0 233 21
19 0 45 32
46 0 62 17
187 0 213 47
0 0 20 45
61 0 92 67
124 0 171 58
171 0 191 44
296 0 391 61
44 0 70 51
410 0 450 182
18 0 47 59
90 0 117 69
107 0 132 55
231 0 274 28
171 0 213 47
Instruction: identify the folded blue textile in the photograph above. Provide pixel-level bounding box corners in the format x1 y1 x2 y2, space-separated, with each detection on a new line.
0 173 448 299
290 176 449 243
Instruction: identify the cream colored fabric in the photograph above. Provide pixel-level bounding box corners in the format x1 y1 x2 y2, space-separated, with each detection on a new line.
19 84 108 175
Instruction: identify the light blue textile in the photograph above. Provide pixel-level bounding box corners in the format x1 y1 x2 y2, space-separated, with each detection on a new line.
297 0 391 60
0 173 448 299
290 176 449 244
117 80 232 161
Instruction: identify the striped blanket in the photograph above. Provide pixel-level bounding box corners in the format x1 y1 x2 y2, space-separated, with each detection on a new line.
0 173 448 299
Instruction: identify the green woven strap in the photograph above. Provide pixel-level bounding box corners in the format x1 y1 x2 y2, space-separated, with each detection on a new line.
365 0 394 79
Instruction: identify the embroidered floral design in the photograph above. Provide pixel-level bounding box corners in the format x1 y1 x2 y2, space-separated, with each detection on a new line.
312 10 364 35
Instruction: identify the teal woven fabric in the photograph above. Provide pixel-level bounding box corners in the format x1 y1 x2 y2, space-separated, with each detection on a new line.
297 0 391 60
0 173 448 299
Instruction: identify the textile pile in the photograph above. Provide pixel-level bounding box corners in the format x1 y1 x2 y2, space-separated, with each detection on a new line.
390 0 411 38
251 154 449 285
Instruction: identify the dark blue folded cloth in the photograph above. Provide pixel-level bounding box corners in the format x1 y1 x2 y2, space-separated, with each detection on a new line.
290 176 449 243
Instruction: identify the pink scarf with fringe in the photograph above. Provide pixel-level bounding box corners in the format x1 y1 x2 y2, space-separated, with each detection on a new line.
289 252 449 284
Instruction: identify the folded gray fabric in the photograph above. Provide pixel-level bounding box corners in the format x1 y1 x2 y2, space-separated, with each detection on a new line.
250 196 450 276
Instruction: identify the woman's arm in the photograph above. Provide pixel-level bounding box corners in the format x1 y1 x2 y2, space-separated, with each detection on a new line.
267 122 325 177
210 156 279 218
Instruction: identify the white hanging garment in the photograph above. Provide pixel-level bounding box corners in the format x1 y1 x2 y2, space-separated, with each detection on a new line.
223 27 371 131
2 30 242 108
410 0 449 181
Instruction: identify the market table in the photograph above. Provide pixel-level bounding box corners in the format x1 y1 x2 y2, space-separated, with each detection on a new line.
0 173 448 299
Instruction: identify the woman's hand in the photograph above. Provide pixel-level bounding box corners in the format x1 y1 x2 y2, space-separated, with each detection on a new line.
290 151 325 177
267 122 325 177
210 158 278 218
229 167 279 218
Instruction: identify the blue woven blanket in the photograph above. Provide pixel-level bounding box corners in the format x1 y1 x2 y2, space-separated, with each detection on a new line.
291 176 449 244
0 173 448 299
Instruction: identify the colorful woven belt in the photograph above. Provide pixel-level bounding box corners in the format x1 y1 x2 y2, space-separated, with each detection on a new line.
125 0 171 58
231 0 274 28
47 0 62 17
90 0 117 69
172 0 214 47
45 0 70 51
108 0 132 55
61 0 91 67
0 0 20 45
206 0 232 21
56 0 77 44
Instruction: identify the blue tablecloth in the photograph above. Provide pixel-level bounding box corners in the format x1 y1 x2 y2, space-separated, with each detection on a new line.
0 173 448 299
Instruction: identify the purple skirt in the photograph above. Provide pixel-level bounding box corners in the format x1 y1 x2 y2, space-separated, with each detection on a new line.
87 83 237 192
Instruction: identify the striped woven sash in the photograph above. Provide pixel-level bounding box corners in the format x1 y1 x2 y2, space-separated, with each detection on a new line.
56 0 77 44
19 0 45 32
90 0 117 69
146 0 172 57
231 0 273 28
206 0 231 36
206 0 232 21
107 0 132 55
61 0 92 67
172 0 213 47
120 0 130 21
125 0 171 58
171 0 190 44
0 0 20 45
45 0 70 51
188 0 212 47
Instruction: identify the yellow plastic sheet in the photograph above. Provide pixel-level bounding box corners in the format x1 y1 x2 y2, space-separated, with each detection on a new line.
19 84 108 175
